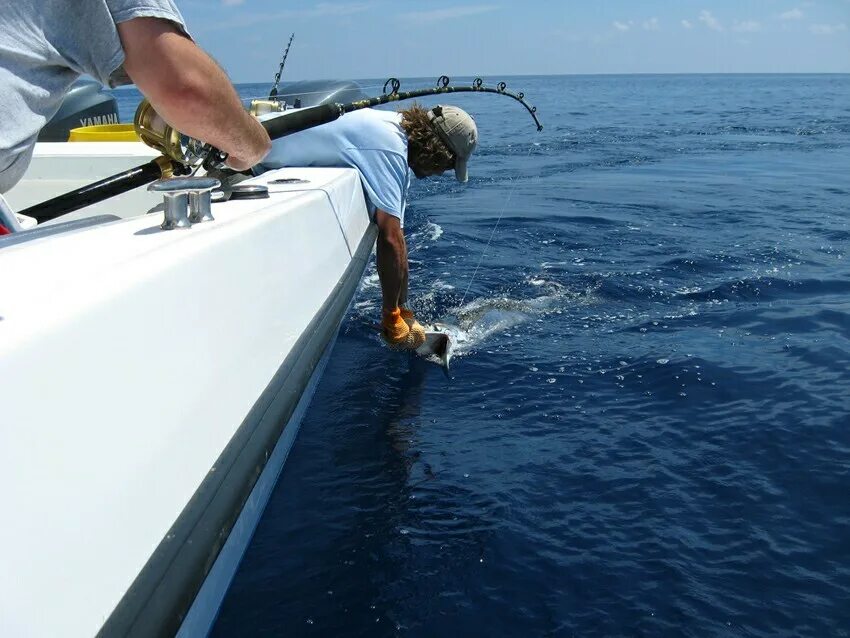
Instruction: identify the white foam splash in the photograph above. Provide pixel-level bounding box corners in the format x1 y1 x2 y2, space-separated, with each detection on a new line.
435 286 584 357
406 221 443 250
361 272 380 289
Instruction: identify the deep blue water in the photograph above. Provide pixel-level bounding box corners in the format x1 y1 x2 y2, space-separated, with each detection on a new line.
120 74 850 636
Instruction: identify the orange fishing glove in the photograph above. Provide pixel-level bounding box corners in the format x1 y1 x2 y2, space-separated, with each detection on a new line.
382 307 424 349
400 307 426 345
382 308 410 345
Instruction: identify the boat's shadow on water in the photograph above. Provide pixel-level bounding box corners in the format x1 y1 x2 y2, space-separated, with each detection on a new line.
213 331 480 636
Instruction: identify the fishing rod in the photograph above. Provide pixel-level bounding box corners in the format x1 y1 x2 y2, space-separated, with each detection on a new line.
21 76 542 223
276 75 542 141
207 76 543 169
268 33 295 99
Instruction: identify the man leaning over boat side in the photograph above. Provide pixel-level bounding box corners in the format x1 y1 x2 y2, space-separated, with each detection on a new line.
0 0 271 198
258 103 478 350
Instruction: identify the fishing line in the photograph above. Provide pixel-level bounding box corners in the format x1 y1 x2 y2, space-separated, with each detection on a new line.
459 143 536 306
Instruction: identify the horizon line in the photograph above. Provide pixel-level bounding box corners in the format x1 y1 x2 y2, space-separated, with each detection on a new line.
108 71 850 91
238 70 850 84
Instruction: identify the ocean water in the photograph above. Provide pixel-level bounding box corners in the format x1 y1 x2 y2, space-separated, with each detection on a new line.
120 74 850 636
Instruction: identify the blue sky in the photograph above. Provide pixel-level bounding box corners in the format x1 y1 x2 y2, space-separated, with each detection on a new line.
175 1 850 82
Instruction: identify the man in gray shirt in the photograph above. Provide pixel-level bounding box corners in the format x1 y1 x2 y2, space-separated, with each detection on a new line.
0 0 271 194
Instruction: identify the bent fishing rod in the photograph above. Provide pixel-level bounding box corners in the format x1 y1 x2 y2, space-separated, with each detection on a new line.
22 76 543 223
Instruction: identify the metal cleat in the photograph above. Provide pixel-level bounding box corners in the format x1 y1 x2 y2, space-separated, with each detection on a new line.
148 177 221 230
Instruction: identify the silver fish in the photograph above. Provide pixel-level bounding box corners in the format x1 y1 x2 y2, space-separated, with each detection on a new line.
415 322 465 371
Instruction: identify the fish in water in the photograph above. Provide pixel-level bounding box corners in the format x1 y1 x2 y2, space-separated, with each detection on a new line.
406 295 548 370
412 304 532 371
415 322 467 371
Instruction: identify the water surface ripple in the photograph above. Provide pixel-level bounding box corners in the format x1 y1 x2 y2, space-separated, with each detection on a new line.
162 74 850 637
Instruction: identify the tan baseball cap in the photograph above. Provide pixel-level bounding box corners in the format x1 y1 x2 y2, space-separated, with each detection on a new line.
427 105 478 182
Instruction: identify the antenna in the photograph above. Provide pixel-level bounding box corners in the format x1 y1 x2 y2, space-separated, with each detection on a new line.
269 33 295 98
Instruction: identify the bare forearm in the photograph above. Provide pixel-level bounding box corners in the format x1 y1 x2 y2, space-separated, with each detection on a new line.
399 267 409 307
375 211 410 312
118 19 270 169
376 232 406 311
155 52 268 167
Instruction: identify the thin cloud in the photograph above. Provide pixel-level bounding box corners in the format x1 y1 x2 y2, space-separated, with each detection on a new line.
698 10 723 31
779 8 804 20
732 20 761 32
810 23 847 34
613 20 632 32
681 19 693 29
221 0 245 5
399 5 498 25
643 17 660 31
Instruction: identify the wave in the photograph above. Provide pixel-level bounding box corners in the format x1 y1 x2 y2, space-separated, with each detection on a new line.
679 277 850 303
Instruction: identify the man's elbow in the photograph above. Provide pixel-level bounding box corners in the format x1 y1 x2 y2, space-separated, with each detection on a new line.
377 220 401 239
378 231 407 264
157 67 210 112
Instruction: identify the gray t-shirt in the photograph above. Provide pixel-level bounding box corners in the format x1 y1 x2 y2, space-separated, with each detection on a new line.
0 0 187 193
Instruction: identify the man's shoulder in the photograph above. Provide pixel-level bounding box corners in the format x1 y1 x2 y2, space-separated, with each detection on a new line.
343 108 402 133
350 108 401 122
342 109 406 156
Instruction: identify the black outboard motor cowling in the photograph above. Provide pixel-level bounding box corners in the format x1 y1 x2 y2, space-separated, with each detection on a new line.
39 79 120 142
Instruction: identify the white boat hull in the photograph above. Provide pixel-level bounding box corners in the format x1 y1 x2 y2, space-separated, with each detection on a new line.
0 165 376 636
176 322 338 638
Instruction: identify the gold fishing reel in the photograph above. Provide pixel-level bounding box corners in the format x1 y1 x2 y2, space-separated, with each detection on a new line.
133 99 209 166
249 99 284 117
